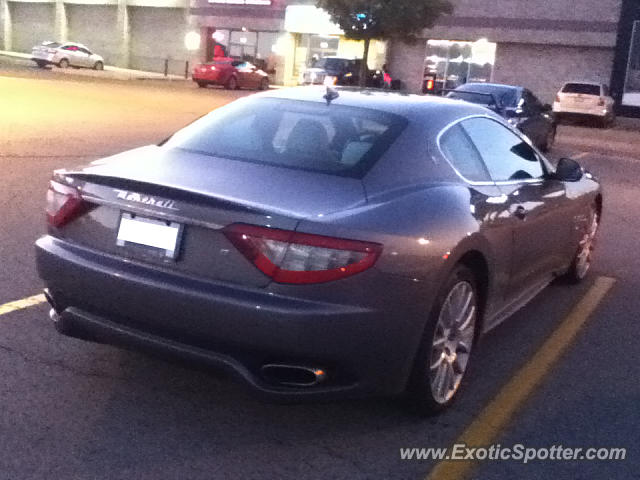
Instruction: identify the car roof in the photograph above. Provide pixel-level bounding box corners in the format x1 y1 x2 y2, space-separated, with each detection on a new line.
61 41 88 48
255 86 494 126
458 82 521 91
563 80 602 86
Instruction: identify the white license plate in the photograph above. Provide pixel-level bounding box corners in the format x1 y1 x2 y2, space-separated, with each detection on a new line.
116 213 182 258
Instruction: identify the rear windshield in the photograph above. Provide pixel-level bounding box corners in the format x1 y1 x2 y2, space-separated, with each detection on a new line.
312 58 354 71
447 84 518 108
163 97 407 178
562 83 600 95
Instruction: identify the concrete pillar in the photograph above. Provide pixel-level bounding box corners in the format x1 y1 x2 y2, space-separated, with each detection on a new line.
115 0 129 67
1 0 11 51
387 39 428 94
54 0 67 42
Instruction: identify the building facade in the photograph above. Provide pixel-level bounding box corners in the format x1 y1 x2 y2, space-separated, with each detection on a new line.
1 0 640 116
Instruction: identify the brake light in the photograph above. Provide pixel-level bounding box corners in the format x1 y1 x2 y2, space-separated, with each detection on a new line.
210 65 216 71
426 79 435 91
224 224 382 284
46 180 86 227
555 94 561 102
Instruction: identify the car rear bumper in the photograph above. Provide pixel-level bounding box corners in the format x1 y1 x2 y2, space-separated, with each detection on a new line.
36 235 428 400
553 103 611 117
192 73 223 84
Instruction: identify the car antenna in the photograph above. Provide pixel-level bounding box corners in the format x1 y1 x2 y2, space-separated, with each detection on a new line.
324 86 339 105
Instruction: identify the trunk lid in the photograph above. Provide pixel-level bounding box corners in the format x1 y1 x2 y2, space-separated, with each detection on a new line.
52 145 367 288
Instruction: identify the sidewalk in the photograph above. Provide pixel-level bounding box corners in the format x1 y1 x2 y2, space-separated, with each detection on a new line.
557 118 640 158
0 50 188 81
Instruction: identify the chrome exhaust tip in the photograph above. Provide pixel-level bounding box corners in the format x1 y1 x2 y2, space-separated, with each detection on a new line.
48 307 60 323
261 364 327 387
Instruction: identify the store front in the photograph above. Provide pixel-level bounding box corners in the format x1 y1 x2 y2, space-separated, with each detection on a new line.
621 21 640 108
612 0 640 116
283 5 386 85
424 39 497 93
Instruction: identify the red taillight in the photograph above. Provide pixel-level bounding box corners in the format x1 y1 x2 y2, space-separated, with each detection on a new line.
46 180 85 227
555 94 561 102
426 79 435 91
224 224 382 284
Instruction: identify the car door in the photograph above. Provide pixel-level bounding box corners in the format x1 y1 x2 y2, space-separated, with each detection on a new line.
516 90 548 147
461 117 572 298
77 47 93 68
438 122 515 318
61 45 81 66
233 62 257 88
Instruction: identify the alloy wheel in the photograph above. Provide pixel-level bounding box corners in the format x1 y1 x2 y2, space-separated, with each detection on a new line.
575 208 599 279
429 280 477 404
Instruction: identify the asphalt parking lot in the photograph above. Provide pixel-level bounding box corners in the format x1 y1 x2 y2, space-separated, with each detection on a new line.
1 58 640 480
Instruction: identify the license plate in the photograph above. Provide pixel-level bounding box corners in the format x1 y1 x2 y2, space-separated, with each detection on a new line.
116 213 182 259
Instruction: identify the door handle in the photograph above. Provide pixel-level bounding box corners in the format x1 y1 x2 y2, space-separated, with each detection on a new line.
514 205 527 220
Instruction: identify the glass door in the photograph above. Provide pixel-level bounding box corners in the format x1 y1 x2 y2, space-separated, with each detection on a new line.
623 21 640 106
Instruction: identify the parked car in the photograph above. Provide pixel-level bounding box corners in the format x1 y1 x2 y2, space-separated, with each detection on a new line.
31 41 104 70
553 81 615 127
192 58 269 90
300 57 383 87
36 87 602 413
447 83 557 151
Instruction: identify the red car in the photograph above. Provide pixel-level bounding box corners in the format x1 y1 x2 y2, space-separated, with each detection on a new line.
192 57 269 90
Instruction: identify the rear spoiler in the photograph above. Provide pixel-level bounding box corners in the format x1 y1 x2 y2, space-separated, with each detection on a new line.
441 89 504 113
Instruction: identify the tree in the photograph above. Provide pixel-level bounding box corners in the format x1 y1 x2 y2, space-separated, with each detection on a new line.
317 0 454 87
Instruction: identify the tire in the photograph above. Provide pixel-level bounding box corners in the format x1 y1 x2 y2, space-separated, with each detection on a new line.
58 58 69 69
259 77 269 91
407 265 479 414
94 61 104 71
34 60 47 69
563 203 600 283
196 81 207 88
225 76 238 90
541 125 556 152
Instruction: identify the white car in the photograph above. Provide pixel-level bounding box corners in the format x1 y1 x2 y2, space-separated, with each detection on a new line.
31 41 104 70
553 81 615 127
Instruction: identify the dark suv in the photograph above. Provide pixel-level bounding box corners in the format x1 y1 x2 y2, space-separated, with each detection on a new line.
301 57 382 87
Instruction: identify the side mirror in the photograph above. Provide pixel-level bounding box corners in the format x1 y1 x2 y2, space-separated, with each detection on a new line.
554 158 583 182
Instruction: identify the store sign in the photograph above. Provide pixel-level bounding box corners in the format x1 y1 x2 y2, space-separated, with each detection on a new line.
284 5 343 35
208 0 271 4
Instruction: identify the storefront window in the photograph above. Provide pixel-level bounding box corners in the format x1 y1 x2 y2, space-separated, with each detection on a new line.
623 21 640 107
425 39 496 93
229 31 257 60
293 34 340 78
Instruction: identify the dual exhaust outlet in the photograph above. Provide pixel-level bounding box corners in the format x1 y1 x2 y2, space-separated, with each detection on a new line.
261 364 327 388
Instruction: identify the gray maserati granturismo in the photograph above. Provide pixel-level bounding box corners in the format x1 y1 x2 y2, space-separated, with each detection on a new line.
36 87 602 413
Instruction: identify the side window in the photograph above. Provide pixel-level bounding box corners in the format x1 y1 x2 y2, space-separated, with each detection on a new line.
439 124 491 182
461 118 544 182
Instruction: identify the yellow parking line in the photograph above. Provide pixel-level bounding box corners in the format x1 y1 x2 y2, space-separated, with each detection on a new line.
426 276 616 480
0 294 47 317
